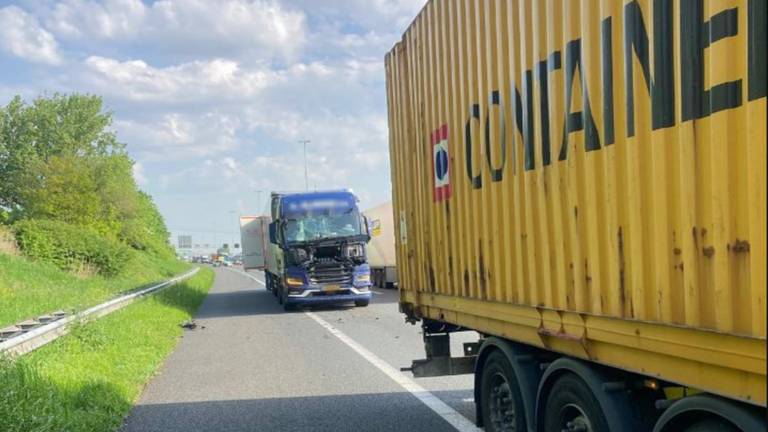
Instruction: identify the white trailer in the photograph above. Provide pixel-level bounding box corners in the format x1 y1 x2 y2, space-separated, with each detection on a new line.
239 216 270 271
363 202 397 288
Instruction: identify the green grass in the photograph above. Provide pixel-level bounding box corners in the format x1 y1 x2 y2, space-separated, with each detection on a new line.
0 267 214 432
0 250 189 328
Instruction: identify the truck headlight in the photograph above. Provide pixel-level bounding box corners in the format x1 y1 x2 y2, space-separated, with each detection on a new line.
286 276 304 286
355 274 370 284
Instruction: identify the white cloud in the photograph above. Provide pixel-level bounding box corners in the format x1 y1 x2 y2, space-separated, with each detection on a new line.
0 6 61 64
132 161 148 185
84 56 276 102
42 0 146 39
115 112 240 160
80 54 383 114
36 0 306 60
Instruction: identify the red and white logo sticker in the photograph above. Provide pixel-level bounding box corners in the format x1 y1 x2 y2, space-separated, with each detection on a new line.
431 124 451 202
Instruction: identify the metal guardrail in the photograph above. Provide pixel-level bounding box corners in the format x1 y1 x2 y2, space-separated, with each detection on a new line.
0 267 200 357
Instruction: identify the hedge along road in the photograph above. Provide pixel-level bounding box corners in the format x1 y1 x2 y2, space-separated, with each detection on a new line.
121 267 479 432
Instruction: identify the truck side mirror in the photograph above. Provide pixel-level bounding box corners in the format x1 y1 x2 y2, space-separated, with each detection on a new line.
268 222 277 244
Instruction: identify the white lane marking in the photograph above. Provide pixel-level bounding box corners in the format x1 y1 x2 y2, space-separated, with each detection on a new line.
373 290 384 295
305 311 480 432
227 268 266 286
462 398 474 403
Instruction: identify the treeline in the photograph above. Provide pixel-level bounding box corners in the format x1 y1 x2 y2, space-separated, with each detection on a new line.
0 94 173 275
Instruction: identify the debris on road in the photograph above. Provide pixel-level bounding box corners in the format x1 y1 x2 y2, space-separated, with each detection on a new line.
180 320 197 330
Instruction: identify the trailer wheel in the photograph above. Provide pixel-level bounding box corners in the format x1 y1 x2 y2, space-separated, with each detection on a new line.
479 351 526 432
543 373 609 432
684 418 738 432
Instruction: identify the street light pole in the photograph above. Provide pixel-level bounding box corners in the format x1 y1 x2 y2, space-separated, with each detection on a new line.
298 139 310 191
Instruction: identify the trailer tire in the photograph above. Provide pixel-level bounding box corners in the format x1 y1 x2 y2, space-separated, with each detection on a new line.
652 394 765 432
479 351 527 432
684 418 738 432
543 373 609 432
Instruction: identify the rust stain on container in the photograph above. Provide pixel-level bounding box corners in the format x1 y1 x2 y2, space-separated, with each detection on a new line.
731 240 751 253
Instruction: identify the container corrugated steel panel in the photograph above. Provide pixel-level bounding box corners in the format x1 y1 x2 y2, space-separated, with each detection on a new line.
240 216 270 270
385 0 766 405
364 202 397 268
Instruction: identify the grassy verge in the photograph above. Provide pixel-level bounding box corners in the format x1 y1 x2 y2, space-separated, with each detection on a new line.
0 250 189 328
0 267 214 432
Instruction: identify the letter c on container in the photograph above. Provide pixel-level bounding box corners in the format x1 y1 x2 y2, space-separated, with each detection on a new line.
465 104 483 189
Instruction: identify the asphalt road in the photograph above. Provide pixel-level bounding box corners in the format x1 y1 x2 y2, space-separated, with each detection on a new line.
121 267 479 432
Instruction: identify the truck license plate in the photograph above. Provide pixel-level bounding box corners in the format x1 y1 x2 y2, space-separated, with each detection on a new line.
322 284 340 292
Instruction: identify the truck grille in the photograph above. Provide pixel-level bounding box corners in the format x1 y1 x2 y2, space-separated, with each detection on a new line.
309 262 353 285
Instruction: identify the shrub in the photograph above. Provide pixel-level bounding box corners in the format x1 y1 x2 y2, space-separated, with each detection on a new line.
13 219 130 276
0 226 18 255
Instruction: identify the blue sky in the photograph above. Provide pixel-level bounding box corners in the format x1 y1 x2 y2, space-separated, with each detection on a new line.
0 0 425 251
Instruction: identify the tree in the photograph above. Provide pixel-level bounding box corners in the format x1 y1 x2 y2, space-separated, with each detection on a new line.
120 191 172 254
0 96 36 209
0 93 173 255
0 94 125 209
19 153 137 238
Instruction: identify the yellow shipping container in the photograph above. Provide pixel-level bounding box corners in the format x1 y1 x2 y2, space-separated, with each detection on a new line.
385 0 766 411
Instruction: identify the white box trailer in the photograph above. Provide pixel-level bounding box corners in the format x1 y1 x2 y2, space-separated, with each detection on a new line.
239 216 270 271
363 202 397 288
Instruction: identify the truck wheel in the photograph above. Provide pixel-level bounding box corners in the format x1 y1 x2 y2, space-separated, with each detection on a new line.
479 351 526 432
355 300 369 307
277 286 284 304
544 373 609 432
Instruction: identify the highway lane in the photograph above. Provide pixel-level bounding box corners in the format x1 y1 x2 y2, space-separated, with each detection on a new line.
121 267 477 432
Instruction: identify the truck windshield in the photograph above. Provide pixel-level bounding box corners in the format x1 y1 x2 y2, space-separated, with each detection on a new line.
283 209 363 243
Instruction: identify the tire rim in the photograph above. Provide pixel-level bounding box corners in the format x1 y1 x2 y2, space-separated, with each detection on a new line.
488 372 517 431
557 403 593 432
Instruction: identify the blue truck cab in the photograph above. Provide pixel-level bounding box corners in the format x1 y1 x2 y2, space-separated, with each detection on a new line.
264 190 373 310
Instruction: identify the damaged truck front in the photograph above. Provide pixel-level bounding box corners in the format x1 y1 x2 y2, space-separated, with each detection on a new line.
265 190 373 311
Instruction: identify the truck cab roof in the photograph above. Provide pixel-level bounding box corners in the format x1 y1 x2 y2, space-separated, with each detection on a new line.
276 190 359 219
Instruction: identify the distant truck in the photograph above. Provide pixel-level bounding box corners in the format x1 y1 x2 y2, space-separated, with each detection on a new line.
265 190 373 311
239 215 270 270
363 201 397 288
